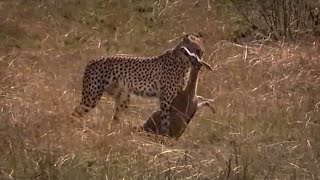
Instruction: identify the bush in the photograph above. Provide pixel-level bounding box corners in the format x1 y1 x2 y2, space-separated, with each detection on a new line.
216 0 320 41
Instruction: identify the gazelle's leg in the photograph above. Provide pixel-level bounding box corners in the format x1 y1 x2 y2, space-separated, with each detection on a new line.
197 101 216 113
196 96 216 114
197 95 214 102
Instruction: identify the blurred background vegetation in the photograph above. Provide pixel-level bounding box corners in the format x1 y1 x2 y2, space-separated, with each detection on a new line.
216 0 320 41
0 0 319 179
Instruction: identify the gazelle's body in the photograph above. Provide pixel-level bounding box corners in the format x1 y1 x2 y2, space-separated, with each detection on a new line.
142 62 215 138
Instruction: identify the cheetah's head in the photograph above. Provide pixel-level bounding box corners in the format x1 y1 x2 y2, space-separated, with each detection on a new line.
177 32 213 71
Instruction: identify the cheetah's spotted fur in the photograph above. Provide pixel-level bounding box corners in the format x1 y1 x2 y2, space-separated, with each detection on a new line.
72 33 204 135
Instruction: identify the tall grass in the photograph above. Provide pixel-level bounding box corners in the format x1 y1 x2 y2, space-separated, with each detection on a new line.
0 0 319 179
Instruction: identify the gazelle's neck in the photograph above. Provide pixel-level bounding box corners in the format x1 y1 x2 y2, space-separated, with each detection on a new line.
185 66 201 98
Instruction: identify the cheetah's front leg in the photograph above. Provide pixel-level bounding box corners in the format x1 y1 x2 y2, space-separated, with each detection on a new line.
159 100 171 136
112 89 131 122
159 88 176 136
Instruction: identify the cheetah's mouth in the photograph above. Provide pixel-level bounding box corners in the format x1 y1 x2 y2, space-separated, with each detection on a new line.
180 46 213 71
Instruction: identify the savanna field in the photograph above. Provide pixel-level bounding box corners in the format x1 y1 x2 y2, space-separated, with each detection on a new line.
0 0 320 179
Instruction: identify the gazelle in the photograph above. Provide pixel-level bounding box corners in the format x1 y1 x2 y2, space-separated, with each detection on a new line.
141 46 216 138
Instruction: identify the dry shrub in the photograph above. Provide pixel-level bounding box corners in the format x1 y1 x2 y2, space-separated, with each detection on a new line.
216 0 320 42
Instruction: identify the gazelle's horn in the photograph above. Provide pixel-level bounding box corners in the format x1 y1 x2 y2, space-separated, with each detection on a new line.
180 46 213 71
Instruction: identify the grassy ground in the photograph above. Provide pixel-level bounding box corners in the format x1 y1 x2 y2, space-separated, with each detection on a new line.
0 0 320 179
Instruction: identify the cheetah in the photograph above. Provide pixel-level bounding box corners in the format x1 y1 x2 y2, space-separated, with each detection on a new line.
72 32 205 136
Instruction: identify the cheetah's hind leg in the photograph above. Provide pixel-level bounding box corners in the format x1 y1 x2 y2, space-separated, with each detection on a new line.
71 74 105 120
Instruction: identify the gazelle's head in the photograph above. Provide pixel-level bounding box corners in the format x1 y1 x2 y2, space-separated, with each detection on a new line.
177 32 213 71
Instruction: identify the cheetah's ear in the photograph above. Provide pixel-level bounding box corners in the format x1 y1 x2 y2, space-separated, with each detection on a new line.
182 32 189 38
182 32 190 43
197 32 203 38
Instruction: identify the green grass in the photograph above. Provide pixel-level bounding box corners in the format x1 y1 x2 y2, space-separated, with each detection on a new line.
0 0 320 179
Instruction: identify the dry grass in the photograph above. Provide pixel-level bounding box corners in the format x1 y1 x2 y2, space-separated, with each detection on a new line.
0 0 320 179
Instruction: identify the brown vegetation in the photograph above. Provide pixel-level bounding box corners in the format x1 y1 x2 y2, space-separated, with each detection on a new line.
0 0 320 179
